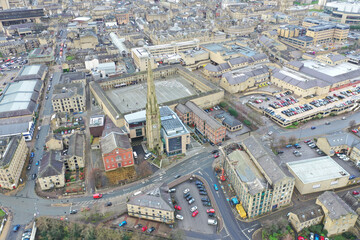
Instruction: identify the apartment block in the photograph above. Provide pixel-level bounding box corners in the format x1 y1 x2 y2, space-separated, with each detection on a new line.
52 83 86 113
0 135 28 189
175 101 226 145
127 184 175 224
224 136 295 218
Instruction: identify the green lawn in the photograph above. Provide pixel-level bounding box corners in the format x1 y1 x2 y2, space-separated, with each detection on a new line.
0 209 6 217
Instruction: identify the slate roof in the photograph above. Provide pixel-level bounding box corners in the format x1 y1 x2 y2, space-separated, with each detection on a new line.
0 135 21 168
67 133 84 157
317 191 357 220
175 103 191 114
128 183 174 212
223 66 269 85
101 132 131 154
324 133 360 148
184 101 223 130
291 205 324 223
242 136 290 185
38 151 64 178
52 83 84 100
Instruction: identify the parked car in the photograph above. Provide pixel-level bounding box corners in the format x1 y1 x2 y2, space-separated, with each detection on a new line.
119 221 127 227
176 214 183 220
183 188 190 194
206 209 215 213
188 198 195 204
168 188 176 193
211 150 219 154
13 224 20 232
352 191 359 195
105 202 112 207
175 175 181 179
134 224 142 229
141 226 147 232
174 205 182 210
184 192 190 198
190 206 198 212
298 236 304 240
203 202 211 206
201 197 210 202
199 191 207 195
208 212 216 217
147 227 155 233
304 139 311 143
192 210 199 217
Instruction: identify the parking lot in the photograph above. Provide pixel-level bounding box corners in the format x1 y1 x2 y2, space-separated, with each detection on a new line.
274 140 359 177
171 180 217 234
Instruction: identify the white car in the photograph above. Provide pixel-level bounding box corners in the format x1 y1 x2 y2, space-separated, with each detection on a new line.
268 131 273 136
190 206 197 212
343 157 350 161
183 188 190 194
176 214 183 220
168 188 176 193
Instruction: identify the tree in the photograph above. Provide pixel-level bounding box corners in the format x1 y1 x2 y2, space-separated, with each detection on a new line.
136 161 152 177
288 135 297 145
279 136 287 148
349 120 357 129
171 229 185 240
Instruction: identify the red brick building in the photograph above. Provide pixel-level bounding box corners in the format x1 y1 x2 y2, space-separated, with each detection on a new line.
175 101 226 144
100 132 134 171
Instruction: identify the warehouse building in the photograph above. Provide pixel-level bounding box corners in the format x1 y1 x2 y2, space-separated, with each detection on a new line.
287 156 350 194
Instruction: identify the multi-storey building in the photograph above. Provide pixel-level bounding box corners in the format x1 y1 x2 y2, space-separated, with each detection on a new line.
224 136 295 218
100 132 134 172
52 83 86 113
316 191 358 236
176 101 226 145
38 151 65 191
63 133 84 171
127 184 175 224
0 135 28 189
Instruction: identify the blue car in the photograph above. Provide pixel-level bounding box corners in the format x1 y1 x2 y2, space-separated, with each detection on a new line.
311 126 316 130
13 224 20 232
119 221 127 227
214 184 218 191
35 161 39 166
286 144 293 148
314 234 320 240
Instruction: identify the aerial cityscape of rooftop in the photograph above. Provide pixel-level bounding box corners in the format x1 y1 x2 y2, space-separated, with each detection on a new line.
1 0 360 239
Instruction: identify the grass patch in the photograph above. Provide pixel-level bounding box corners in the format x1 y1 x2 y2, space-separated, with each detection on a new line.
66 56 74 61
152 157 161 167
0 209 5 217
286 125 298 129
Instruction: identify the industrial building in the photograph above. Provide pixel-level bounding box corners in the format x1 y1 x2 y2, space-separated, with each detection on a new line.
0 8 44 31
287 156 350 194
15 64 48 81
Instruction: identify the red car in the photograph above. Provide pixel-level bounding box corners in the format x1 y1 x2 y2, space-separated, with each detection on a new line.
174 205 182 210
320 236 325 240
298 236 304 240
142 226 148 232
304 140 311 143
93 193 103 199
192 210 199 217
206 209 215 213
352 129 358 133
214 153 219 158
352 191 359 195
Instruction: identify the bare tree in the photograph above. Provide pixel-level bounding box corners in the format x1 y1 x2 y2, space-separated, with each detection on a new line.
349 120 357 129
136 161 152 178
279 136 287 148
288 135 297 145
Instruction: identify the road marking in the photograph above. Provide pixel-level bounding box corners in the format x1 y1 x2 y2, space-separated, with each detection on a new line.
198 171 203 175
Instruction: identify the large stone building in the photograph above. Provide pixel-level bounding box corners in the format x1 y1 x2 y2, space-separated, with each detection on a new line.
28 48 55 65
0 8 44 31
52 83 86 113
176 101 226 145
127 184 175 224
224 136 295 218
325 1 360 25
100 132 134 172
288 205 324 233
316 191 358 236
38 151 65 191
72 31 99 50
0 135 28 189
287 156 350 195
63 133 84 171
317 134 360 166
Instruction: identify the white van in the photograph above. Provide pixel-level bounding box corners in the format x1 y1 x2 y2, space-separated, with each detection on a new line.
144 152 152 159
133 151 138 159
208 219 217 225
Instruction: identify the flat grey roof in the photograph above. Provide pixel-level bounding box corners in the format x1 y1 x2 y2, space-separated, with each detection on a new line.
287 156 349 184
160 106 189 137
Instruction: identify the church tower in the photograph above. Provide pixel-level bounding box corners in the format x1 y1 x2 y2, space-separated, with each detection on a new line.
145 59 163 155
